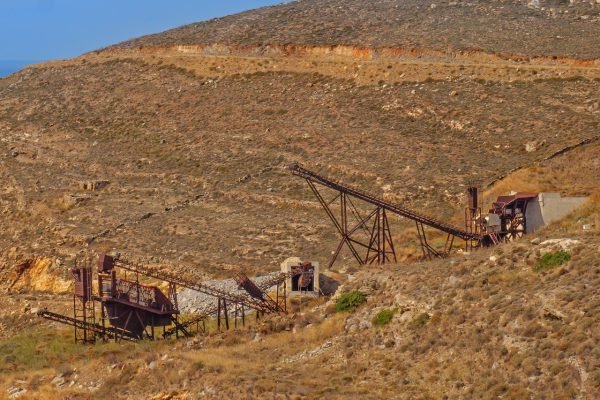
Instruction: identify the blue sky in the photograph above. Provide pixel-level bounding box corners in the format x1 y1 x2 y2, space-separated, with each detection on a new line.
0 1 284 62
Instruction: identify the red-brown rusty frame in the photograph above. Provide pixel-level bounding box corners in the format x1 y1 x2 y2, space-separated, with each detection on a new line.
307 180 397 268
290 163 481 266
40 255 292 344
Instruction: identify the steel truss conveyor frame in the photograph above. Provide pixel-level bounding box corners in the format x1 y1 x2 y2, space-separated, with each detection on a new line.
37 309 138 342
38 257 290 343
162 272 290 338
289 163 482 266
114 257 286 315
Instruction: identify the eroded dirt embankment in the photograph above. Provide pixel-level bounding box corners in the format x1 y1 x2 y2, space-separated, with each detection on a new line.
159 43 600 67
111 43 600 81
33 43 600 85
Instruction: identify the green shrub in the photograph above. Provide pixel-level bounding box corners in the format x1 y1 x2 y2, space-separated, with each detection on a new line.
373 308 398 327
335 290 366 312
409 312 431 329
535 250 571 272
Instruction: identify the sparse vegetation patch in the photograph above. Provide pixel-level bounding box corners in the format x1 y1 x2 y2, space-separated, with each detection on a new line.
409 312 431 329
535 250 571 272
335 290 366 312
372 308 398 326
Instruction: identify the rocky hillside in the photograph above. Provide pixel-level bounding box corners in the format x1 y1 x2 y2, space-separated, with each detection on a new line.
1 58 598 277
0 0 599 398
2 194 598 399
114 0 600 59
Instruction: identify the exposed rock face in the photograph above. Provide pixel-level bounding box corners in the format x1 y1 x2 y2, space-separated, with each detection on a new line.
8 257 72 294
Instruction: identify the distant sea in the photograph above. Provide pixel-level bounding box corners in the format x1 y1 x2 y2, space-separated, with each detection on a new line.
0 60 38 78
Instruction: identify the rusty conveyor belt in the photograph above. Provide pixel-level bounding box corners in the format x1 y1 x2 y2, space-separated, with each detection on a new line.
289 163 480 242
37 309 138 341
115 258 283 313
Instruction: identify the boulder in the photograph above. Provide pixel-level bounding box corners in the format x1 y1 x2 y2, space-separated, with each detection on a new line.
524 140 545 153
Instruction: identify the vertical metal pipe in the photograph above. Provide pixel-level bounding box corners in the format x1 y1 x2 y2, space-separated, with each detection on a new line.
381 209 386 263
217 298 222 331
376 208 381 264
224 300 229 330
73 294 77 343
151 316 155 340
283 280 287 313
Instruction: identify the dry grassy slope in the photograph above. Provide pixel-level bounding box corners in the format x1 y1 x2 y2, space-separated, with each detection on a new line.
114 0 600 59
2 196 598 399
485 137 600 200
0 58 598 276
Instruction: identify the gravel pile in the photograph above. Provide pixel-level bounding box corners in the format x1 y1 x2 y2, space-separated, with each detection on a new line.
177 272 282 314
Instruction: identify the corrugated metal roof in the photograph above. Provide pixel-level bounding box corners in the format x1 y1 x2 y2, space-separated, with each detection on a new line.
494 192 538 208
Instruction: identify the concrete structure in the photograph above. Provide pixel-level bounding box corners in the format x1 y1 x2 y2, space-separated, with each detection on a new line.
280 257 320 296
524 192 588 233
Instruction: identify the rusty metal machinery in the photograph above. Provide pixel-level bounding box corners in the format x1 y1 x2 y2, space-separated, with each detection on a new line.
290 262 316 292
289 163 483 265
38 254 290 343
488 192 538 242
96 255 186 340
235 273 283 313
72 267 96 343
164 271 290 338
112 256 286 314
37 309 138 342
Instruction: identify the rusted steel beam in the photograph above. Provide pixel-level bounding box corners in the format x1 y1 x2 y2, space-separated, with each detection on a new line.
289 163 480 242
289 163 487 263
235 273 284 313
113 257 281 314
38 309 137 342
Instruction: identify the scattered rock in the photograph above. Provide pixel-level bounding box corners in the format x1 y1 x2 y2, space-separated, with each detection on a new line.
149 391 189 400
283 339 338 363
61 193 90 208
539 238 580 254
7 387 26 399
359 320 372 330
238 174 251 183
525 140 545 153
543 308 564 321
80 180 109 191
51 376 65 387
185 337 203 349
